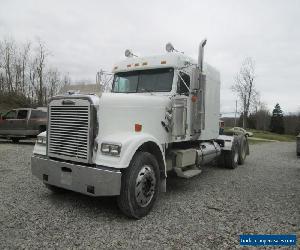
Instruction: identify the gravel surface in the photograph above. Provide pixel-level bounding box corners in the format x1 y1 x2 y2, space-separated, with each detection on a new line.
0 140 299 249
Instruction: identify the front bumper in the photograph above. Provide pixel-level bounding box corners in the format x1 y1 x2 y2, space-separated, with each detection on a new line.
31 155 121 196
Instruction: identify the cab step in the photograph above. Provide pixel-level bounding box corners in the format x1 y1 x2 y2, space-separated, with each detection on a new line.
174 165 202 179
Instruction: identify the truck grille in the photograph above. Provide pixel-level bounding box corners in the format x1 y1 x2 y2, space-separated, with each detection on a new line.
48 99 91 163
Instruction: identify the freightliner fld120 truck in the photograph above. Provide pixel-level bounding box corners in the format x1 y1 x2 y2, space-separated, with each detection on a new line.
31 40 249 219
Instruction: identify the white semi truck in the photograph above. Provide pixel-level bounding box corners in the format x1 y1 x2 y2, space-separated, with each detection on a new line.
31 40 249 219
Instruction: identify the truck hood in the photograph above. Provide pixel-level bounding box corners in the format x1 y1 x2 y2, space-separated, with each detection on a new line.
99 92 171 109
97 93 172 143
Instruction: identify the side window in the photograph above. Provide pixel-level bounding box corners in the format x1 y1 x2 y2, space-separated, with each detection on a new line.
4 110 17 119
30 110 47 119
178 72 190 95
17 110 28 119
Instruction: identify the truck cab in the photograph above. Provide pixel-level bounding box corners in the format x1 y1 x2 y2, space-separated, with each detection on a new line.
31 40 249 218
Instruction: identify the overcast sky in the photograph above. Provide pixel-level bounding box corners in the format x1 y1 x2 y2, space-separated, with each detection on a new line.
0 0 299 114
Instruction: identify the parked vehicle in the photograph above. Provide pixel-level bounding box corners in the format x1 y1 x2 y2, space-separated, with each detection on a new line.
229 127 253 137
31 40 249 219
0 108 47 143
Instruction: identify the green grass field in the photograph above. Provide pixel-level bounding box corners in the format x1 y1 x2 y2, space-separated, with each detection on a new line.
224 127 296 144
248 129 296 142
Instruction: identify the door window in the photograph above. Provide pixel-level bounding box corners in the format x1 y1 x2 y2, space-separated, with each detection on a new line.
178 72 190 95
17 110 28 119
30 110 47 119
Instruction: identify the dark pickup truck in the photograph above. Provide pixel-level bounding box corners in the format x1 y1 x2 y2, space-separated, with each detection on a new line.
0 108 47 143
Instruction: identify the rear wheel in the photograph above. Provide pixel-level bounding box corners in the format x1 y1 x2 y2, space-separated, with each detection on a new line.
238 136 248 165
224 141 239 169
117 151 160 219
39 125 46 133
12 138 20 143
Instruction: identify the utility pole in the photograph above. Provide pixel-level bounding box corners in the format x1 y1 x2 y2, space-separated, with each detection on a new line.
234 100 237 127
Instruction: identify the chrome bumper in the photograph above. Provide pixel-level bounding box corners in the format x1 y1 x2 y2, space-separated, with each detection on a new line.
31 155 121 196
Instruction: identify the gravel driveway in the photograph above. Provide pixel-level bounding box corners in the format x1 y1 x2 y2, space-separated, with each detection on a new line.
0 140 299 249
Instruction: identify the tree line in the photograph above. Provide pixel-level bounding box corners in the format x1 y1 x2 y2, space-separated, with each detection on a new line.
0 38 70 110
230 57 299 135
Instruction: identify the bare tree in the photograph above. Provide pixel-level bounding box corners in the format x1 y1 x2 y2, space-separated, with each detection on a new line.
231 57 259 128
96 69 113 92
35 40 48 105
255 102 270 131
1 38 16 92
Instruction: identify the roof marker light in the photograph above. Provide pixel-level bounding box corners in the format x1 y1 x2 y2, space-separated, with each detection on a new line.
161 60 167 64
134 63 139 66
135 123 142 132
127 64 131 67
142 62 148 66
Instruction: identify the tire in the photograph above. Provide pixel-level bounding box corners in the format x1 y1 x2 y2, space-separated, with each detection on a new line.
12 138 20 143
224 140 239 169
238 136 248 165
117 151 160 219
45 184 66 193
39 126 46 133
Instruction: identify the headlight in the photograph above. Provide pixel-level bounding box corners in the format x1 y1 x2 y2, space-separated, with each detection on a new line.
37 136 47 145
101 143 121 156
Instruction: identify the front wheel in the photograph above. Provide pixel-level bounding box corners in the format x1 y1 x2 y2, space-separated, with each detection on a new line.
117 152 160 219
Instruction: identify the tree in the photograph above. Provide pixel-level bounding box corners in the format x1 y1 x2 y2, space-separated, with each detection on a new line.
270 103 284 134
35 40 48 105
231 57 259 128
0 36 72 111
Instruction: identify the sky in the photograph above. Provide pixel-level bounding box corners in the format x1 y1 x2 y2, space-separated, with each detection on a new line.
0 0 299 114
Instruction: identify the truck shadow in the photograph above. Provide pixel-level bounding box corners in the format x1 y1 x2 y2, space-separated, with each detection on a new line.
43 167 221 219
45 189 124 219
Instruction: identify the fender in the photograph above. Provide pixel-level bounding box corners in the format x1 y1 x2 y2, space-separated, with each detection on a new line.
94 132 166 171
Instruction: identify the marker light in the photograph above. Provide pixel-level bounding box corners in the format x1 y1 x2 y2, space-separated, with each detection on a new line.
135 123 142 132
161 60 166 64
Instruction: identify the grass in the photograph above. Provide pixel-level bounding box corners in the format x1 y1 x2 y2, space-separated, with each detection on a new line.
248 129 296 142
248 139 270 145
224 127 296 142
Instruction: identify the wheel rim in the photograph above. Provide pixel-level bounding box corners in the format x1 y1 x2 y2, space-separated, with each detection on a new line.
135 165 156 207
241 142 246 159
234 150 239 163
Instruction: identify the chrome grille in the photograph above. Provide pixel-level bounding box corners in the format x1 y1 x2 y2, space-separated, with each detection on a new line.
48 100 90 163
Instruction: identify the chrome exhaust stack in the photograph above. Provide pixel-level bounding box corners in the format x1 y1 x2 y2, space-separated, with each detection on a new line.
198 38 207 72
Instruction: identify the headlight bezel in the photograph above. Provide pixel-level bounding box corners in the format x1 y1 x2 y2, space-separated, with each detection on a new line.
101 143 121 156
36 136 47 145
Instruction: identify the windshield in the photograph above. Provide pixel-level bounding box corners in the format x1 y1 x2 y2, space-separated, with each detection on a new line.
112 68 174 93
